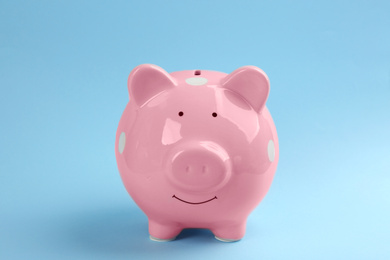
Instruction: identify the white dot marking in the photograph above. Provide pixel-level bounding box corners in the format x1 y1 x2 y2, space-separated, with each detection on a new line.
268 140 275 162
185 77 208 86
119 132 126 154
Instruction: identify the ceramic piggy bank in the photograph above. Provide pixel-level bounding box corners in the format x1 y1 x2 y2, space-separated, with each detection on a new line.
115 64 279 242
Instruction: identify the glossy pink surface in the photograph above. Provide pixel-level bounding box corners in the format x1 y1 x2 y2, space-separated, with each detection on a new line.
115 64 279 242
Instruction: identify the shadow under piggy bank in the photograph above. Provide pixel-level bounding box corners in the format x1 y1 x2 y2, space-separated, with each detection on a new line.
57 205 220 257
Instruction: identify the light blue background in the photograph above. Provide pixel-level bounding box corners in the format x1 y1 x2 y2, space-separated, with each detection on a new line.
1 0 389 259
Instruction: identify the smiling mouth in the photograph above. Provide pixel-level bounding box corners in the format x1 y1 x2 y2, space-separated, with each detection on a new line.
172 195 217 205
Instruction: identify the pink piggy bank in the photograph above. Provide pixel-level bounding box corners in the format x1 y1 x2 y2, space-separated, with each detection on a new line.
115 64 279 242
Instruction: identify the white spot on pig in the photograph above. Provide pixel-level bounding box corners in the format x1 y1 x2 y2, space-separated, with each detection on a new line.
119 132 126 154
185 77 208 86
268 140 275 162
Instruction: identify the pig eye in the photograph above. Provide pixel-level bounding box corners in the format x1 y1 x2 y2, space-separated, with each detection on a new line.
178 111 184 117
212 112 217 117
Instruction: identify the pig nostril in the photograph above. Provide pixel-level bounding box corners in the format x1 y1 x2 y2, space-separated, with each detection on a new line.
202 165 207 173
185 166 190 173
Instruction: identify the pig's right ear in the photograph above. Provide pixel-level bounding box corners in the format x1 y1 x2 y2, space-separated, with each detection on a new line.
128 64 177 107
221 66 270 113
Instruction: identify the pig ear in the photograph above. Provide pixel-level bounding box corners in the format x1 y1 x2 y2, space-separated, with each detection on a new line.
128 64 177 107
221 66 270 112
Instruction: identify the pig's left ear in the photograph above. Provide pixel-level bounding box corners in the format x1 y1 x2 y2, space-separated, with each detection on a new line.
128 64 177 107
221 66 270 112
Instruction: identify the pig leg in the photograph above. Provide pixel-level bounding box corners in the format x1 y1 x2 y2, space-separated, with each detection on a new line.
148 219 182 242
212 221 246 242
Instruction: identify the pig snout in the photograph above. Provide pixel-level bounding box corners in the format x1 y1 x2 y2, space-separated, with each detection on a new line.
166 142 232 192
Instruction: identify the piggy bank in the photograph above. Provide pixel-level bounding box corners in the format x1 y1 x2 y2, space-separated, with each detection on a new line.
115 64 279 242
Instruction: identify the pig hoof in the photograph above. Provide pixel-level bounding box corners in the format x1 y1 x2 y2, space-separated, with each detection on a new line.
149 235 176 242
215 236 240 243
